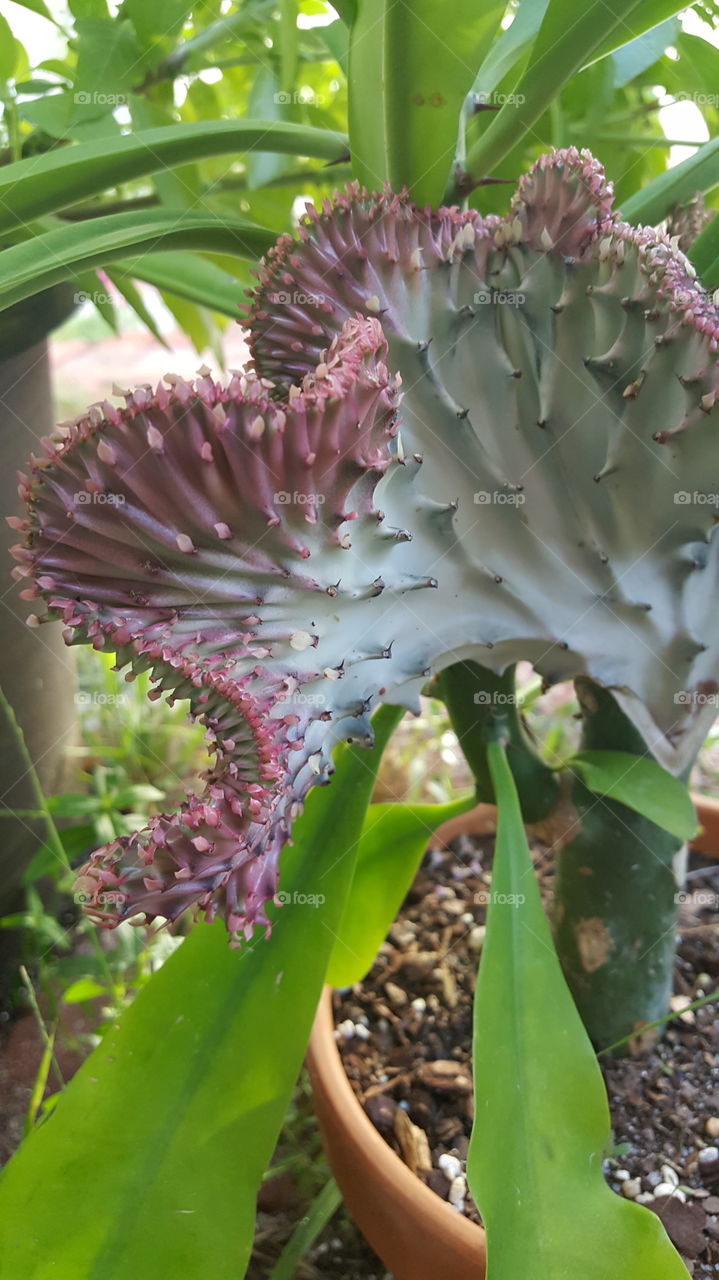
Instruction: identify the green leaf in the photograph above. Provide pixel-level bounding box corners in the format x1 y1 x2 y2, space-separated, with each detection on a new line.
278 0 299 96
688 206 719 291
621 135 719 224
320 19 348 76
61 979 106 1004
472 0 549 101
611 17 679 87
103 267 169 346
0 119 348 235
124 0 193 45
46 793 103 817
586 0 690 67
348 0 506 205
71 18 148 125
462 0 688 188
119 251 245 318
0 209 277 312
0 706 402 1279
0 16 19 81
246 69 295 190
472 0 683 102
327 794 474 986
268 1179 342 1280
73 268 118 331
467 740 688 1280
567 750 698 841
330 0 355 24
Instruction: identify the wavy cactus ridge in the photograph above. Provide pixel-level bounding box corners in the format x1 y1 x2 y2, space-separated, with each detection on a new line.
247 146 719 769
14 316 432 940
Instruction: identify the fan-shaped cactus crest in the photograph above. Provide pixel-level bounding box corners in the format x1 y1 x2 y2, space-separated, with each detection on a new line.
11 148 719 941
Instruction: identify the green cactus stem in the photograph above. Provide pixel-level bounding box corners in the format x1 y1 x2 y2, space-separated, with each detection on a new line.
437 661 559 822
553 679 689 1051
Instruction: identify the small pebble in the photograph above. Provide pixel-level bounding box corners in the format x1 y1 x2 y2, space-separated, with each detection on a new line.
468 926 486 951
615 1169 630 1182
385 982 407 1008
411 998 427 1014
646 1171 662 1189
621 1179 642 1199
706 1118 719 1139
354 1023 371 1041
438 1153 462 1181
448 1175 466 1210
654 1182 685 1202
660 1164 679 1187
699 1146 719 1167
337 1018 355 1041
636 1193 656 1205
460 912 475 925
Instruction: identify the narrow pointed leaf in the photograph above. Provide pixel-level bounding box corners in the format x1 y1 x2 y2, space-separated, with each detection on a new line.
0 210 276 312
467 740 688 1279
568 750 698 841
116 252 245 319
0 706 402 1279
103 268 170 346
621 135 719 225
0 120 348 235
327 794 474 986
462 0 680 187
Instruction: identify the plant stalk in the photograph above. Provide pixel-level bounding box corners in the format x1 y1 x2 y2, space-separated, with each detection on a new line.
553 678 690 1051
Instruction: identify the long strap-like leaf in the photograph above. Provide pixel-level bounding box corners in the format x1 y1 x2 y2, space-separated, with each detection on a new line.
0 210 277 313
0 119 347 236
0 706 402 1280
467 740 688 1280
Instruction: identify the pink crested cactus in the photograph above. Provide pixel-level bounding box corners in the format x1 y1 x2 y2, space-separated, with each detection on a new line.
11 148 719 941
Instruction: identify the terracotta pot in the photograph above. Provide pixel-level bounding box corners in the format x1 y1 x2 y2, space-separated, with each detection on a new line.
690 794 719 858
307 795 719 1278
307 990 487 1280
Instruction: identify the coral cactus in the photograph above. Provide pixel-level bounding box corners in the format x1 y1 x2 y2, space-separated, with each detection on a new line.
248 147 719 770
12 149 719 940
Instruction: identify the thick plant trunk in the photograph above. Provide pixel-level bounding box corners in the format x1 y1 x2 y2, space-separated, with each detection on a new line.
0 341 76 999
553 679 686 1051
